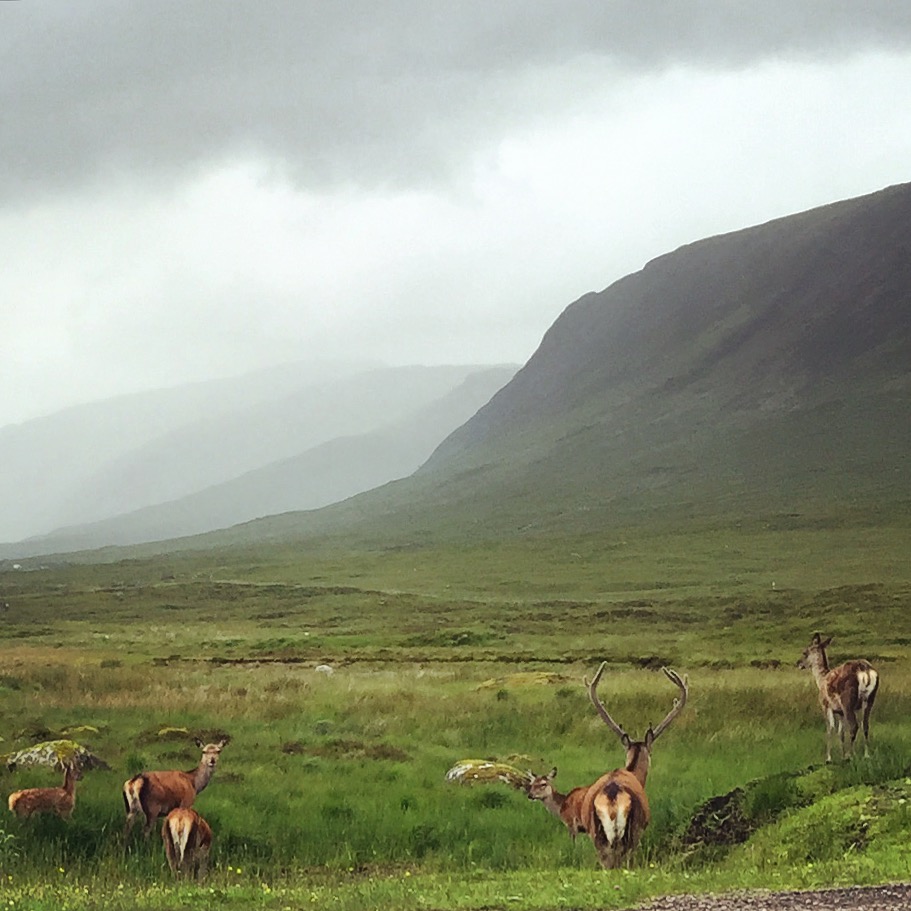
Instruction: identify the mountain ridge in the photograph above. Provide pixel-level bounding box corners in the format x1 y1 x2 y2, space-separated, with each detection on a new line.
226 181 911 545
3 181 909 561
0 363 516 548
16 366 516 553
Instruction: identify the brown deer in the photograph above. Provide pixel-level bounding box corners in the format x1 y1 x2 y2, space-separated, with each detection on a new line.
525 767 588 841
580 663 687 869
162 807 212 879
797 632 879 762
8 763 83 819
526 662 688 869
123 737 228 842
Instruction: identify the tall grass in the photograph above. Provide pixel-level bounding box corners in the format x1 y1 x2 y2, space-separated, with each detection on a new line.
3 660 909 878
1 538 910 908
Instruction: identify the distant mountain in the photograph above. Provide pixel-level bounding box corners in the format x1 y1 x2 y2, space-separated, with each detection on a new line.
0 358 371 543
5 183 910 562
18 367 516 552
187 181 911 549
0 362 515 548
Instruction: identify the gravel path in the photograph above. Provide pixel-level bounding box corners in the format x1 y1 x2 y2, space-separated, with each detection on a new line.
639 884 911 911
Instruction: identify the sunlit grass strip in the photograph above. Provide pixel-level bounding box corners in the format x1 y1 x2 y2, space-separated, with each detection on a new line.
4 858 911 911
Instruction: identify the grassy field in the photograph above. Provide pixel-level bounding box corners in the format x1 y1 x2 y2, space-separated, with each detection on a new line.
1 521 910 909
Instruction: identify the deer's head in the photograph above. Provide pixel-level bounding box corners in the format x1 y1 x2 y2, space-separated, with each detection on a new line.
194 737 230 770
797 632 832 670
526 767 558 802
586 663 688 773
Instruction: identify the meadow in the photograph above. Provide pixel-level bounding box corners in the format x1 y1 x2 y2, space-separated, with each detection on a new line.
1 519 910 909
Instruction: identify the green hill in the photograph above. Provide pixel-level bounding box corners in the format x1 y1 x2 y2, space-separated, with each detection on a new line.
5 182 909 562
200 181 911 550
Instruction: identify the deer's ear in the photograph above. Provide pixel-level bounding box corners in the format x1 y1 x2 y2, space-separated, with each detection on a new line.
548 767 558 780
811 632 822 644
194 737 204 748
820 636 833 649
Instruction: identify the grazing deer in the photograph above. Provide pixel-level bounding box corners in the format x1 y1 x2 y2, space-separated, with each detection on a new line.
8 763 83 820
123 737 228 842
797 632 878 762
580 663 687 869
162 807 212 879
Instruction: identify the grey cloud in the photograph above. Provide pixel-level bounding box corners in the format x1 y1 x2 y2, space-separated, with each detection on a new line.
3 1 911 201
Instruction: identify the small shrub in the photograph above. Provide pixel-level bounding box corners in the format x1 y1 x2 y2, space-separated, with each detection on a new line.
476 790 509 809
408 823 441 857
320 801 356 822
123 752 148 776
744 772 801 822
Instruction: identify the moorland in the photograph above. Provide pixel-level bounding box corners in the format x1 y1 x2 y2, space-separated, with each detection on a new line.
1 518 910 910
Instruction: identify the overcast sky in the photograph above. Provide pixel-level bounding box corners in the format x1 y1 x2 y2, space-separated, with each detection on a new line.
2 2 911 428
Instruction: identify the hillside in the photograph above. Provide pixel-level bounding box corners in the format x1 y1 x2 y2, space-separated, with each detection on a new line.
196 181 911 549
0 359 370 543
4 182 909 562
18 367 515 552
417 181 911 523
0 363 514 550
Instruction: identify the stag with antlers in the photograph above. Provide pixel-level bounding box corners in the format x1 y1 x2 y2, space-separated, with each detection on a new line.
797 632 878 762
123 736 229 843
531 663 688 868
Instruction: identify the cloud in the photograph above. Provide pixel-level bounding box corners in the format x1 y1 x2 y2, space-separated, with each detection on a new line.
1 4 910 428
3 1 911 202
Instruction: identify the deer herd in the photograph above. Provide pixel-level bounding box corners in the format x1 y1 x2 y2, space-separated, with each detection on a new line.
5 633 879 875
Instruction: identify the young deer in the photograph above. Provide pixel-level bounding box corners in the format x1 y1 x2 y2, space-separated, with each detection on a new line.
123 737 228 842
162 807 212 879
797 633 879 762
8 763 83 820
581 663 688 869
525 767 588 841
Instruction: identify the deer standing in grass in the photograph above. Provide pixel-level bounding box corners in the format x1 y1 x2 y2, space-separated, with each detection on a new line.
162 807 212 879
8 763 83 819
525 767 588 842
123 737 228 843
797 633 878 762
528 664 687 868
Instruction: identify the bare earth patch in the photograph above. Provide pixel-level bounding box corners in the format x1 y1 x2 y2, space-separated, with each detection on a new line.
640 884 911 911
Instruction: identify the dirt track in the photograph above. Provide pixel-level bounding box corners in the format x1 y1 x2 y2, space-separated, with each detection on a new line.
640 884 911 910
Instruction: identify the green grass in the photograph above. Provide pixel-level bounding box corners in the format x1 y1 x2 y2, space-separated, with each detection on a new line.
1 525 910 909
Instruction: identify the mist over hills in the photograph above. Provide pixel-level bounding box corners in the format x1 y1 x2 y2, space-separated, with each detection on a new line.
17 367 516 553
0 359 371 543
192 181 911 550
0 363 516 552
417 181 911 517
4 182 909 563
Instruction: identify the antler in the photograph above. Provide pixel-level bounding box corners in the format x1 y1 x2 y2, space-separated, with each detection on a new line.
647 667 688 743
585 661 630 745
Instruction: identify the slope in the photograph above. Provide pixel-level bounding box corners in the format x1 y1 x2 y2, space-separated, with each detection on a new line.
19 366 516 552
0 359 370 542
0 363 502 544
204 181 911 548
